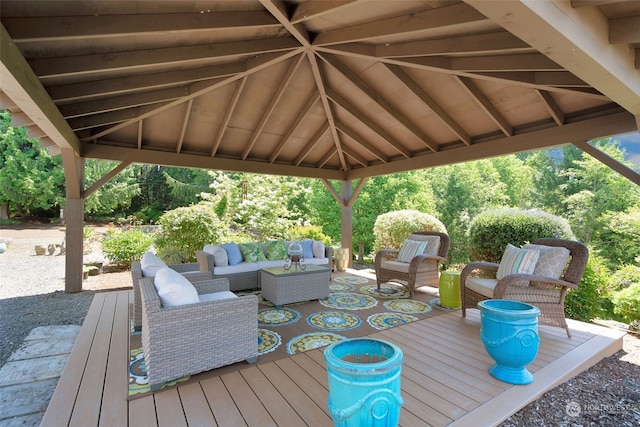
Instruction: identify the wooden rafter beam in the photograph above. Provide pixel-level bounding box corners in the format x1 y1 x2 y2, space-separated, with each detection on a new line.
320 53 439 152
59 87 190 119
456 76 513 137
32 38 299 80
47 64 239 103
465 0 640 114
537 90 565 126
341 145 368 167
326 88 412 159
270 92 320 163
313 2 487 46
573 140 640 185
211 77 246 157
335 121 388 163
386 64 471 145
295 122 329 166
79 49 302 142
609 16 640 44
176 99 193 154
67 104 169 131
242 54 304 160
410 53 563 72
291 1 359 24
259 0 310 47
375 31 531 58
346 111 638 180
4 11 281 42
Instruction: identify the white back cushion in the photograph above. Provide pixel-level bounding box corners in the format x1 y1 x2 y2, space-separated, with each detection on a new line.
141 251 167 277
153 267 199 307
312 240 325 258
203 244 229 266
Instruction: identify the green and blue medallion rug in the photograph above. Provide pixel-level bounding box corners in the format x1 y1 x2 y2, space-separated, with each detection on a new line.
128 271 454 398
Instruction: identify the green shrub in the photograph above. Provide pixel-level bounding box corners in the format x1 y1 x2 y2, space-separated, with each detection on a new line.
468 208 575 262
154 203 226 262
565 254 608 322
133 206 163 224
612 283 640 324
596 208 640 268
102 229 154 265
288 225 331 245
373 209 447 252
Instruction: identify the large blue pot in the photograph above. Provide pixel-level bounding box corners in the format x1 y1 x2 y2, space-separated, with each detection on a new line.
324 338 403 427
478 299 540 385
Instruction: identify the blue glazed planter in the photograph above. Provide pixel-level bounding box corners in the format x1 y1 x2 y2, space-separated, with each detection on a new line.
324 338 403 427
478 299 540 385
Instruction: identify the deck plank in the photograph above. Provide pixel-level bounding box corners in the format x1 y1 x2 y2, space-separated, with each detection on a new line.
177 382 217 426
239 365 306 427
99 291 130 427
69 292 118 427
258 362 332 427
42 289 625 427
40 293 106 427
221 370 276 427
200 376 247 427
128 396 158 427
154 388 187 427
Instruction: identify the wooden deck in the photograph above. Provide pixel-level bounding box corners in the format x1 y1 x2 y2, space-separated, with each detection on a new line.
41 289 625 427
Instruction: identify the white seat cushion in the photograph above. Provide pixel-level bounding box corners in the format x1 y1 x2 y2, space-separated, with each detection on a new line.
198 291 238 302
213 262 260 275
465 277 498 298
381 260 411 273
153 267 199 307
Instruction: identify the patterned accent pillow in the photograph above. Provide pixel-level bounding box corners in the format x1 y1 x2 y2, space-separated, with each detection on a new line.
496 244 540 280
238 242 267 263
523 244 570 280
397 239 428 263
221 242 243 266
266 240 287 260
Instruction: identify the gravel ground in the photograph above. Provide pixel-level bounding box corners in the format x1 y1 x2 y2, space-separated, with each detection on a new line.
0 223 638 425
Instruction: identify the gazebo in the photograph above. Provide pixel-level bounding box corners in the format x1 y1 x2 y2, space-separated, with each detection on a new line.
1 0 639 293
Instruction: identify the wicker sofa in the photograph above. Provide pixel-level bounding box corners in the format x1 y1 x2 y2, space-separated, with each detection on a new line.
131 258 210 331
139 276 258 391
196 239 332 291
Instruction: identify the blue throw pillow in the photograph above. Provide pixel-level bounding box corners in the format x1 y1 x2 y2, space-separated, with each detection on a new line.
221 242 243 266
300 239 314 258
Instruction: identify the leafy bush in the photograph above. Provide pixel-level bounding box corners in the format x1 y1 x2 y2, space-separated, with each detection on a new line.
607 264 640 293
102 229 154 265
373 209 447 252
288 225 331 245
612 283 640 324
133 206 163 224
154 203 226 262
596 208 640 268
468 208 575 262
565 254 608 322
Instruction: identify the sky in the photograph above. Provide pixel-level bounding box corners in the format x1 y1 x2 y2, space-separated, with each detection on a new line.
611 132 640 168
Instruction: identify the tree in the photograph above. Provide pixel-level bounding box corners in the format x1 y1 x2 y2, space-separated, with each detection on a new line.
0 111 65 216
83 160 141 217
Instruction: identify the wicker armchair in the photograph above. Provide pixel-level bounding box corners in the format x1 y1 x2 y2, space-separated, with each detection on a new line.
374 231 450 298
461 238 589 338
131 260 210 331
139 277 258 391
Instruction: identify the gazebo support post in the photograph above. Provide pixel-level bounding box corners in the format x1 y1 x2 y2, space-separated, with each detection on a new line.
64 197 84 293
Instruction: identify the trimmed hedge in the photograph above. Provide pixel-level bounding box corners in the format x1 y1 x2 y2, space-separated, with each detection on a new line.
373 209 447 252
468 208 575 262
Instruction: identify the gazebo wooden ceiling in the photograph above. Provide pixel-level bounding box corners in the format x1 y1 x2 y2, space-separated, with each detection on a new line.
2 0 639 185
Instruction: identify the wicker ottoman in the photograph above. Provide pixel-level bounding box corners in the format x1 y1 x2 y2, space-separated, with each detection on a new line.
261 265 331 306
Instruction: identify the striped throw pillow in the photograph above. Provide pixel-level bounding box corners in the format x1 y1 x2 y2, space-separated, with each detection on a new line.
397 239 428 263
496 244 540 280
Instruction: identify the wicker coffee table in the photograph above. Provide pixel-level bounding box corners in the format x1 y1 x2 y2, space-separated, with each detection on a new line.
260 265 331 306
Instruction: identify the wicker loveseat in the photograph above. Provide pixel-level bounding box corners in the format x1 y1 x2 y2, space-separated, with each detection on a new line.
196 239 332 291
139 275 258 391
131 255 210 331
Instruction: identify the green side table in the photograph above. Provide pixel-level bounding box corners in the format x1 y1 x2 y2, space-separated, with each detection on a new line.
439 271 461 308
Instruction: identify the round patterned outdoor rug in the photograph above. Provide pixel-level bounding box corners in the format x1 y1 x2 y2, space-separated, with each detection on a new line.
307 310 361 331
429 298 460 311
329 283 355 293
333 275 369 285
258 307 301 326
367 312 419 330
320 292 378 310
258 329 281 355
286 332 346 354
383 299 432 314
128 347 190 396
360 284 409 299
